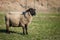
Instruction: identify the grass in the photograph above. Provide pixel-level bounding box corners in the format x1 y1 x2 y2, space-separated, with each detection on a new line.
0 12 60 40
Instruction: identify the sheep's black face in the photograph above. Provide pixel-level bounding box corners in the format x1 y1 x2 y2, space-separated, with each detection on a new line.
26 8 36 16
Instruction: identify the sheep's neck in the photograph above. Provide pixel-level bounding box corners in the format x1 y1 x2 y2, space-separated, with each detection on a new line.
25 12 32 22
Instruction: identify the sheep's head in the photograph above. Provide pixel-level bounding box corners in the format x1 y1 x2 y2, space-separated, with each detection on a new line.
26 8 36 16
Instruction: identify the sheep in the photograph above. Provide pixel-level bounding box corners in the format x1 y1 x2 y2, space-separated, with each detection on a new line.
5 8 36 35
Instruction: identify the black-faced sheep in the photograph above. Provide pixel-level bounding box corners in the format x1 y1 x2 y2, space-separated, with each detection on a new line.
5 8 36 35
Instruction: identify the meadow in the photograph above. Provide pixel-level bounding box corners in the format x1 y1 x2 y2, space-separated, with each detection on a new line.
0 12 60 40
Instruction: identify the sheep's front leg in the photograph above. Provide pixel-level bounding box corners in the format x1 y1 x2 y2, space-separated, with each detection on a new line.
22 27 25 35
25 24 28 34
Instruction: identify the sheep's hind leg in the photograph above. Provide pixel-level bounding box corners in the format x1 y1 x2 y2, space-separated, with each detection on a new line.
5 17 10 33
6 21 10 33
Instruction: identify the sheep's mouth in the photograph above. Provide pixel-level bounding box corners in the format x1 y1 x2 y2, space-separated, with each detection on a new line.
31 12 36 16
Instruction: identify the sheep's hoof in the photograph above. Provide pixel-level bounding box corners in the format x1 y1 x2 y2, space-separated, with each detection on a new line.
23 33 25 35
26 33 28 35
6 30 10 34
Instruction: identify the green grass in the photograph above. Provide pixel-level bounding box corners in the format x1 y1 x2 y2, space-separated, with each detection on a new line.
0 12 60 40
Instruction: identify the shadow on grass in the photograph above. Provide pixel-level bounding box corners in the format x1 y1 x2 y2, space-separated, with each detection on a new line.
0 29 23 35
0 29 6 33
